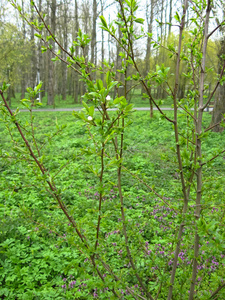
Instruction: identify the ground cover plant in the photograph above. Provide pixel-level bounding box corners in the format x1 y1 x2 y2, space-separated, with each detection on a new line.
0 111 225 300
6 89 172 110
1 0 225 299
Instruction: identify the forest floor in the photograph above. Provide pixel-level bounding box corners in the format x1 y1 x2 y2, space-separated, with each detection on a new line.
0 111 224 299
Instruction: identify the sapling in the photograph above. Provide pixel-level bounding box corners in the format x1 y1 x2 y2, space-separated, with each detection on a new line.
1 0 225 299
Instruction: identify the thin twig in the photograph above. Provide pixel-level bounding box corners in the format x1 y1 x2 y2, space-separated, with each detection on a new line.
121 165 177 213
209 282 225 299
32 1 82 70
104 4 174 123
52 161 70 178
178 104 196 121
188 0 204 22
30 108 41 157
207 18 225 39
201 149 225 166
0 89 85 244
114 115 154 300
202 60 225 111
204 118 225 132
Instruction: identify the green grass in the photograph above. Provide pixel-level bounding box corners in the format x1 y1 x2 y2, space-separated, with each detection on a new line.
0 110 225 299
7 89 175 110
8 93 83 110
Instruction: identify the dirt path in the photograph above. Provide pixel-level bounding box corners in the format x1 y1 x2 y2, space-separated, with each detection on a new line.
17 107 170 112
17 107 213 112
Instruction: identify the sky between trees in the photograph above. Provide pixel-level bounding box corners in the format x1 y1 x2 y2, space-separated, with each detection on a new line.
0 0 224 108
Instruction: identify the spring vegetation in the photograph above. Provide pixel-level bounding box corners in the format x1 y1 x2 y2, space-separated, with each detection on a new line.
1 0 225 299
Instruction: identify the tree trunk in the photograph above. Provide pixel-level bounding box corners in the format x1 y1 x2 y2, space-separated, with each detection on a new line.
7 85 15 106
37 0 42 102
108 14 111 65
100 0 104 83
61 0 68 101
20 0 26 99
210 37 225 132
80 0 90 94
30 3 37 89
160 0 164 41
168 0 172 35
74 0 79 103
210 86 225 132
91 0 97 80
114 10 123 98
144 0 154 117
47 0 56 106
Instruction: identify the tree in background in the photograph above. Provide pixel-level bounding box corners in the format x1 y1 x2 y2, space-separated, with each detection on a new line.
46 0 56 106
210 0 225 131
0 22 32 104
1 0 222 113
144 0 155 117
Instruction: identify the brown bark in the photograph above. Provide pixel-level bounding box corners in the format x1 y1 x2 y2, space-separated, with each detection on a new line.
91 0 97 66
6 86 14 106
20 0 26 99
167 1 188 299
30 2 37 89
37 0 43 102
47 0 56 106
114 10 123 98
189 1 211 299
168 0 172 35
100 0 104 83
108 14 111 65
210 37 225 132
72 0 80 103
144 0 154 117
61 0 68 101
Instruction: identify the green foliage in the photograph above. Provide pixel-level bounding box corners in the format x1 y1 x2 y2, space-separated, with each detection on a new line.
1 0 225 299
1 111 225 299
0 23 32 90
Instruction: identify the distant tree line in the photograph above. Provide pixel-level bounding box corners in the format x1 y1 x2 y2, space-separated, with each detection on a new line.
0 0 224 124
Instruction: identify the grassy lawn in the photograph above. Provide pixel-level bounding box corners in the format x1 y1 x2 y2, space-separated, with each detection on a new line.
7 89 175 110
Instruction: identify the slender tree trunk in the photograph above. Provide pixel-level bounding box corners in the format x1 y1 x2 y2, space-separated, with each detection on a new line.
45 1 50 102
188 2 210 299
100 0 104 83
37 0 42 102
74 0 79 103
210 2 225 130
160 0 164 41
144 0 154 117
61 0 68 101
210 37 225 131
167 1 188 299
20 0 26 99
30 2 37 90
6 89 12 106
47 0 56 106
91 0 97 80
108 14 111 65
80 0 90 95
168 0 172 35
114 10 123 98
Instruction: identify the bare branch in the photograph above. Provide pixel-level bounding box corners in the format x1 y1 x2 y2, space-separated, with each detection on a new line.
209 282 225 299
207 18 225 39
203 60 225 111
201 149 225 167
204 118 225 132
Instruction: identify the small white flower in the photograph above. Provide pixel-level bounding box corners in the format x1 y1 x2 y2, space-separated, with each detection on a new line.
87 116 93 121
106 95 111 101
